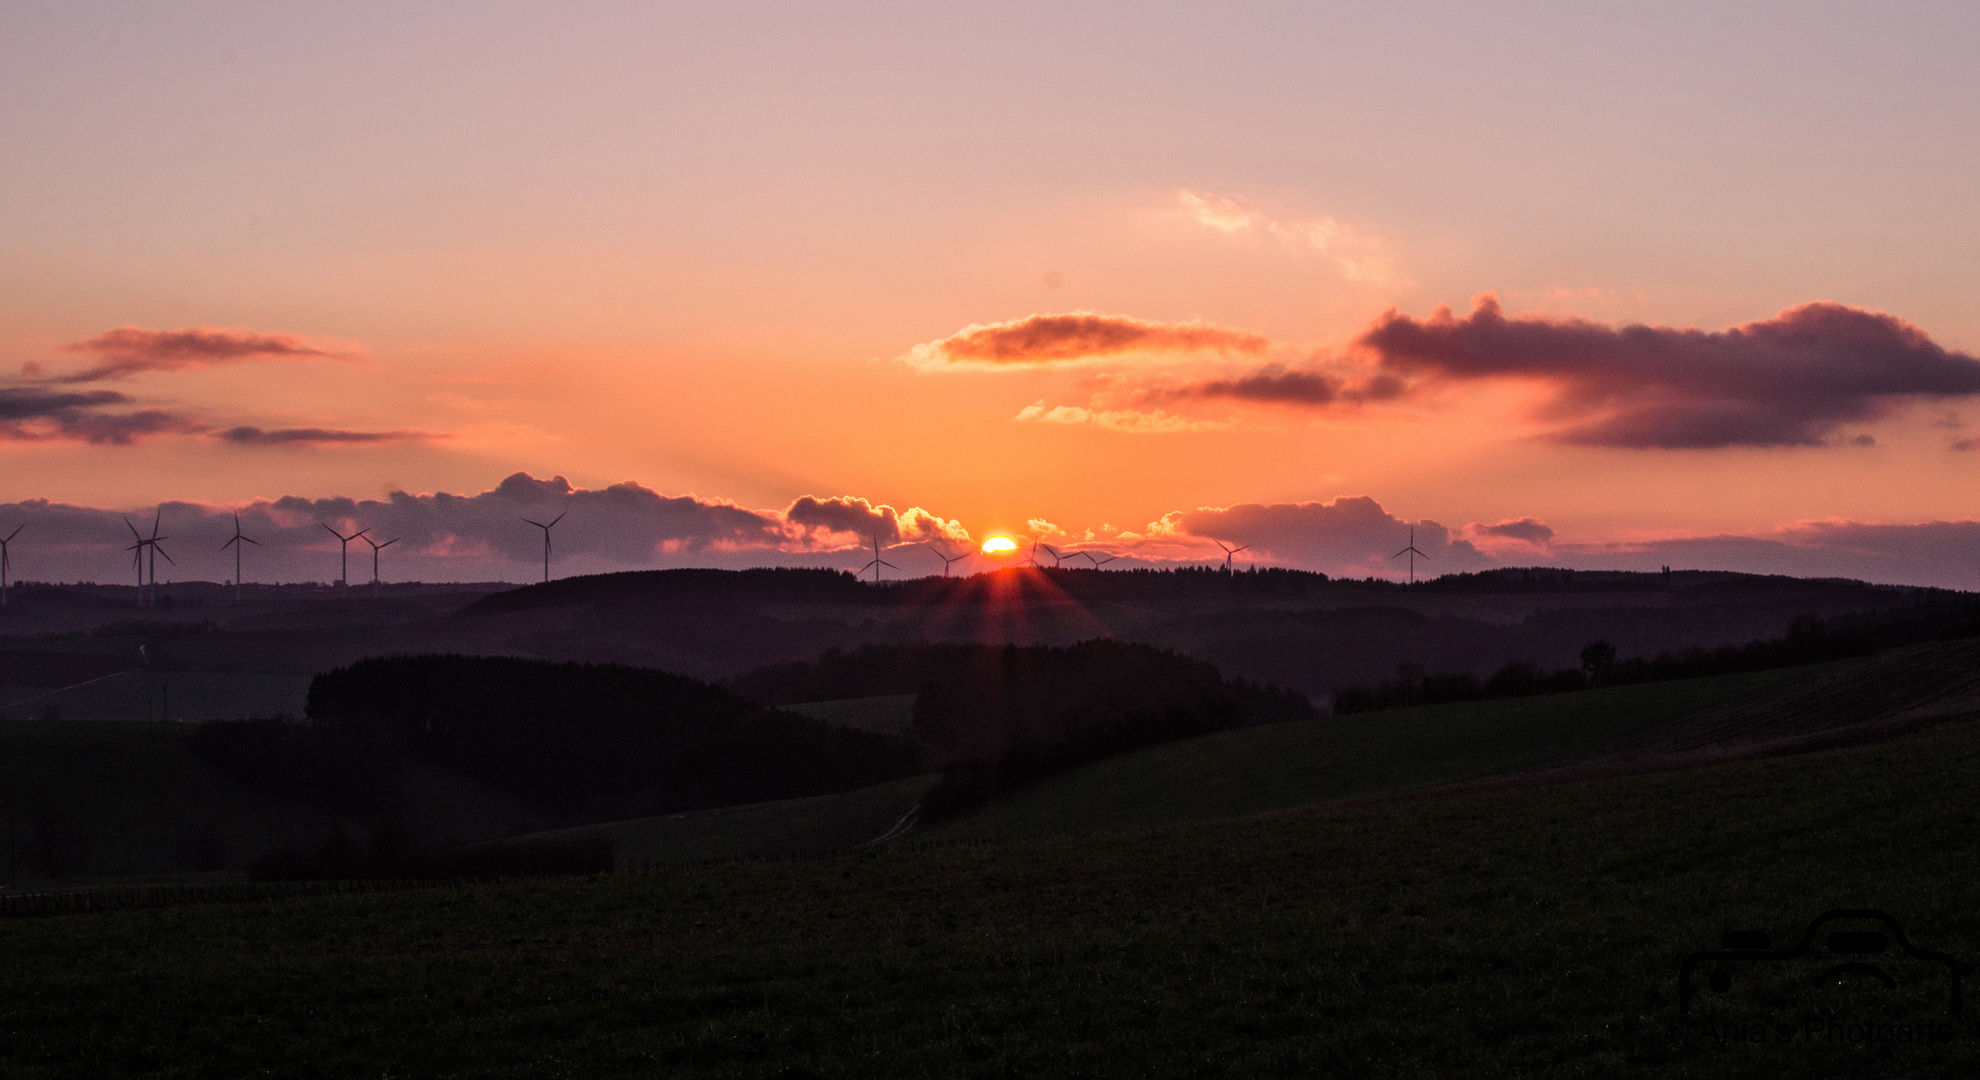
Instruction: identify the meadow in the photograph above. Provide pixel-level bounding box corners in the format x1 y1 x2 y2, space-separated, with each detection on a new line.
3 709 1976 1077
918 663 1818 840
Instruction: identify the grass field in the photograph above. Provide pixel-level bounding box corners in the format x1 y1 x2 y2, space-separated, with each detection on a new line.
3 711 1976 1076
481 774 940 868
0 719 554 885
920 663 1823 841
781 694 919 736
0 720 323 883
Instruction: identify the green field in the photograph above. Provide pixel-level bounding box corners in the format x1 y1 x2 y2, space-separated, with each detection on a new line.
485 773 938 867
0 720 322 883
781 693 919 736
921 664 1822 841
0 719 554 885
3 711 1976 1076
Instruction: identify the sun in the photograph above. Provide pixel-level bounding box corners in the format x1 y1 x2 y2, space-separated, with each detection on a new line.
980 535 1019 555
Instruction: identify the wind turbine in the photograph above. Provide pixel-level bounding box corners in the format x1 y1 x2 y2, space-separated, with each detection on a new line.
1213 539 1250 575
1071 550 1117 569
362 535 399 598
924 543 972 577
322 524 369 593
125 511 172 606
1392 525 1428 585
219 515 260 604
521 512 565 584
0 525 19 606
858 534 900 583
1029 542 1066 568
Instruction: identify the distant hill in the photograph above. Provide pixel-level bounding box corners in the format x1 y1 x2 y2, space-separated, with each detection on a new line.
2 566 1960 723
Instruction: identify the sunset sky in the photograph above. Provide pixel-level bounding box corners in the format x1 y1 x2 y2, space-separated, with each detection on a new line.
4 3 1980 586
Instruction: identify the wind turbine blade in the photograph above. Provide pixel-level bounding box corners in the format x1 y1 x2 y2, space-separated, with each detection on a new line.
380 538 399 549
150 508 162 539
126 517 143 541
155 546 175 565
522 518 546 529
3 525 20 543
243 536 261 546
548 512 566 528
323 524 342 540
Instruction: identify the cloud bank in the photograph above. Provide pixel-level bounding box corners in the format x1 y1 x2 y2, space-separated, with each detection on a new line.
933 297 1980 447
0 473 970 584
1357 295 1980 448
1160 497 1495 577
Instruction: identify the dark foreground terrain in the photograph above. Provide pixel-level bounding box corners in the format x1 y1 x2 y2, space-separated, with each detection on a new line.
3 712 1977 1078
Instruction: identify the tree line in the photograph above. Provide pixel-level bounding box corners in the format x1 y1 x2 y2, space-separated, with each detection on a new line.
1332 597 1980 715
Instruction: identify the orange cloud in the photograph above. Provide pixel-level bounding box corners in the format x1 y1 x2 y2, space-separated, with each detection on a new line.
904 312 1270 369
783 495 969 546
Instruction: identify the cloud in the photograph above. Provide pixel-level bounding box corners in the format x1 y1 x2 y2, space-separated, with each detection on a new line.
50 326 357 382
217 426 435 447
1171 363 1406 407
1556 518 1980 590
1464 517 1556 553
1165 497 1495 577
1178 191 1408 288
0 473 977 583
781 495 969 547
0 387 205 444
904 312 1270 370
1357 294 1980 448
1013 402 1224 433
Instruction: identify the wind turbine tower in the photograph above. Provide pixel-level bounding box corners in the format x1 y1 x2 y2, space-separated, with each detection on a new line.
924 543 972 577
0 525 19 607
219 515 260 604
1392 526 1428 585
858 534 900 583
1213 539 1250 575
522 512 565 584
322 524 369 594
363 535 400 599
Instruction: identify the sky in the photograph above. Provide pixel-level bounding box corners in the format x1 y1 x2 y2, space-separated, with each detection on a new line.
4 1 1980 587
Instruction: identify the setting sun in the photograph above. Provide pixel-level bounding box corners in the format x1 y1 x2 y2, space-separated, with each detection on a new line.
981 535 1019 555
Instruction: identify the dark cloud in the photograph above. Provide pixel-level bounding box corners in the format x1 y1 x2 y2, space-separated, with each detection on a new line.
1468 518 1555 547
0 387 204 444
1169 497 1493 577
1174 364 1406 406
0 474 978 583
784 496 967 546
51 326 354 382
1357 295 1980 448
909 313 1270 367
218 426 430 447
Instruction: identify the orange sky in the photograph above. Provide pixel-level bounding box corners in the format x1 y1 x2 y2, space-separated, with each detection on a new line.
4 4 1979 586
